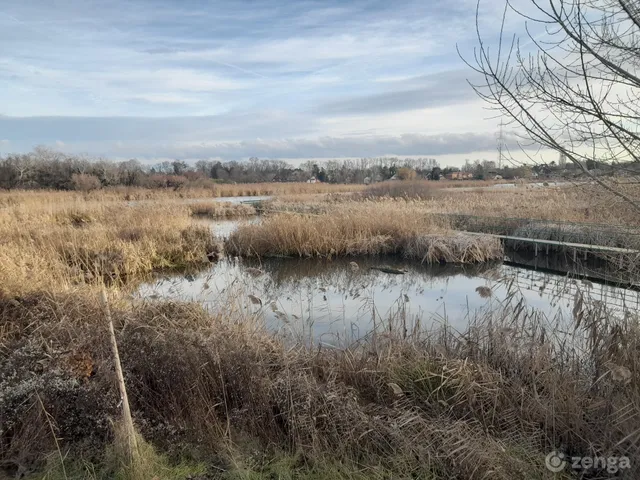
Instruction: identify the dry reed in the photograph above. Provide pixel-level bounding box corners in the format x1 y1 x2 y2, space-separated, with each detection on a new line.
2 289 638 479
225 200 503 264
271 182 640 226
189 201 256 218
2 186 640 478
0 201 220 295
0 182 364 207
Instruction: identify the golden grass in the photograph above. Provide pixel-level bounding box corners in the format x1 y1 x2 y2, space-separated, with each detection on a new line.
3 186 640 478
225 200 503 263
0 182 365 207
0 201 219 295
431 185 640 224
189 201 256 218
271 182 640 226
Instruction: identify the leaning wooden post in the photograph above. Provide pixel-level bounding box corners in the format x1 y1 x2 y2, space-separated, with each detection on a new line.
101 290 138 464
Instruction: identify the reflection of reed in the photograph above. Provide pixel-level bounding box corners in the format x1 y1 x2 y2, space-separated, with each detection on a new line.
244 256 502 290
506 248 640 287
495 266 640 312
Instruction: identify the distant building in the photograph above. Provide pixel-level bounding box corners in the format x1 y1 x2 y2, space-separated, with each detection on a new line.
363 176 371 185
306 176 317 183
445 171 474 180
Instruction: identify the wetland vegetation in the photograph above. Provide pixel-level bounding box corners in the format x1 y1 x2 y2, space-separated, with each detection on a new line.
2 180 640 479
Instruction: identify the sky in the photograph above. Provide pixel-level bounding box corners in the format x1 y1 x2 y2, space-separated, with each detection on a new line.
0 0 545 166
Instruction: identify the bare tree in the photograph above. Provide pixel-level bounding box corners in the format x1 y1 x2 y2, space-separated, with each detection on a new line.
463 0 640 211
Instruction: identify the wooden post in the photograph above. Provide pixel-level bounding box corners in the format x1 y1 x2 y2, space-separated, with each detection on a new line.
101 290 138 464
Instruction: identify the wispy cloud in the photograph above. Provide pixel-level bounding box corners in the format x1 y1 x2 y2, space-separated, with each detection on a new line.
0 0 530 164
42 132 508 160
319 70 478 115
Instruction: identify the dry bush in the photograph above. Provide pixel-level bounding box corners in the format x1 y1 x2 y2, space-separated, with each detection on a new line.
71 173 102 192
225 200 503 264
3 182 638 227
202 181 364 198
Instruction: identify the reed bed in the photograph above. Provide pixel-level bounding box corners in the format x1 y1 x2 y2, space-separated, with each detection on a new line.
0 182 364 207
2 288 638 479
0 202 220 295
225 201 503 263
432 183 640 225
2 187 640 478
269 182 640 227
511 221 640 249
362 180 442 199
189 201 256 218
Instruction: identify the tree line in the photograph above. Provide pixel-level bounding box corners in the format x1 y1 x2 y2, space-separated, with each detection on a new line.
0 148 444 190
0 146 596 191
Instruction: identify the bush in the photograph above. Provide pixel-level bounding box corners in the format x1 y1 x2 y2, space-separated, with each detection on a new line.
362 180 438 200
144 174 188 189
396 167 417 180
71 173 101 192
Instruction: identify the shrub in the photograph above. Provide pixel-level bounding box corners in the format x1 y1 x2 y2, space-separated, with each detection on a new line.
363 180 438 200
71 173 101 192
396 167 417 180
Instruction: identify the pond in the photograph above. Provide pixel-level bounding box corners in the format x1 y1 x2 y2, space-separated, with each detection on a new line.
138 219 640 344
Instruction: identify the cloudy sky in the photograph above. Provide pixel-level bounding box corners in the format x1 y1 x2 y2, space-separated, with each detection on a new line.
0 0 540 165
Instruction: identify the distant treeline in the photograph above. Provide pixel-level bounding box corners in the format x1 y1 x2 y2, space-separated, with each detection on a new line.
0 148 445 190
0 147 570 191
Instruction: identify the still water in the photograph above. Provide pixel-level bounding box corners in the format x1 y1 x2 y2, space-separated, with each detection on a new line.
138 220 640 343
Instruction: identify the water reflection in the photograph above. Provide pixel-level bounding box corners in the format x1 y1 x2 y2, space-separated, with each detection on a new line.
138 254 640 344
128 195 271 208
191 216 260 238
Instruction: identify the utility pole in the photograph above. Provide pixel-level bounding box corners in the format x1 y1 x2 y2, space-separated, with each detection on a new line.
496 121 505 170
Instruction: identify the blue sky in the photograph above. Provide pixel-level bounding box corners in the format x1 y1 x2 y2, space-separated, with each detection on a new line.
0 0 527 164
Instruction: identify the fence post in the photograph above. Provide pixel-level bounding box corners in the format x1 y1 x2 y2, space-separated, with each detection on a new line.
101 290 139 465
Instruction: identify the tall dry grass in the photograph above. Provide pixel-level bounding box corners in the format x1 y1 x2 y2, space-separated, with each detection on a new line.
362 180 442 199
2 187 639 478
188 201 256 218
2 289 638 479
434 183 640 225
271 182 640 226
0 201 219 295
225 200 503 263
0 182 364 207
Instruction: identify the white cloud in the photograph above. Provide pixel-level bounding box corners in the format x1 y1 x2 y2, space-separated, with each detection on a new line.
36 131 527 162
127 93 199 105
0 0 532 161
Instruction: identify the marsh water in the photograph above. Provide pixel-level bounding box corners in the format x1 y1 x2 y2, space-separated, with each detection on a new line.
138 217 640 342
